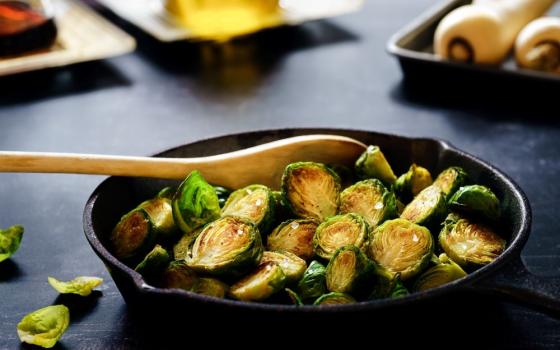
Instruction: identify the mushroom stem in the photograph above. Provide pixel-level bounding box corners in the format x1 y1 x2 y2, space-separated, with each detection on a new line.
526 41 560 72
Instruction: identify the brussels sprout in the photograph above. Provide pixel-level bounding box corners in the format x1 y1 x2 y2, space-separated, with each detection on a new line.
282 162 341 222
138 197 177 239
229 262 286 301
172 171 221 234
313 292 355 305
355 145 397 185
160 260 198 291
47 276 103 296
433 167 468 197
186 216 263 277
338 179 397 229
413 253 467 292
214 186 231 208
173 228 202 260
313 213 368 260
400 185 447 227
296 260 327 301
367 218 433 281
448 185 501 222
17 305 69 348
439 214 505 268
261 251 307 283
221 184 275 233
157 186 176 200
326 245 375 295
193 278 229 298
134 244 171 281
389 277 410 298
0 225 23 263
285 288 303 306
110 208 155 260
267 219 317 261
271 190 292 223
394 164 433 202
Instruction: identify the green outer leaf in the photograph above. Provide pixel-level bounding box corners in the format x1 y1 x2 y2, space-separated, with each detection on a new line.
355 145 397 185
313 213 369 260
48 276 103 296
134 244 171 282
448 185 501 222
413 254 467 292
296 260 327 302
0 225 23 262
17 305 70 348
400 185 447 228
221 184 276 234
157 186 176 200
433 166 468 198
313 292 355 305
326 245 376 295
285 288 304 306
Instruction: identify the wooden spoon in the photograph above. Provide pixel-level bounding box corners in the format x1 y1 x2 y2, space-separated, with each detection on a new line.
0 135 367 189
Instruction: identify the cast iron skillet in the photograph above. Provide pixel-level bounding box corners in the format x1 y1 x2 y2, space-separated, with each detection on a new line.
83 128 560 316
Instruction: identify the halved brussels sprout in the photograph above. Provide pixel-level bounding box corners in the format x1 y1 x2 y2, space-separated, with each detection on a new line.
313 213 368 260
367 218 433 281
338 179 397 229
160 260 198 291
110 208 155 260
400 185 447 227
394 164 433 202
17 305 69 348
0 225 23 263
355 145 397 185
296 260 327 302
285 288 304 306
193 278 229 298
214 186 232 208
413 253 467 292
47 276 103 296
326 245 375 295
134 244 171 281
313 292 355 305
221 184 275 233
229 262 286 301
157 186 176 200
172 171 221 234
261 251 307 283
173 228 202 260
138 197 177 239
281 162 341 222
267 219 318 261
448 185 501 222
186 216 263 277
439 214 505 268
433 166 468 197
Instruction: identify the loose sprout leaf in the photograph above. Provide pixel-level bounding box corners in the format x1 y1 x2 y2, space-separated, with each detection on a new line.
413 253 467 292
432 167 468 198
400 185 447 227
313 213 368 260
229 262 286 301
17 305 69 348
355 145 397 185
313 292 355 305
0 225 24 263
261 251 307 283
48 276 103 296
448 185 501 222
267 219 317 261
296 260 327 302
221 184 276 233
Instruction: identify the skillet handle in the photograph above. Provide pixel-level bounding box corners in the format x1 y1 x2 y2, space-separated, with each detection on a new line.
470 257 560 316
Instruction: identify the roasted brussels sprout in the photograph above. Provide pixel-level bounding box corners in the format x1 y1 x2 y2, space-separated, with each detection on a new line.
313 213 368 260
368 270 409 299
221 184 275 233
110 208 155 260
413 253 467 292
355 145 397 185
338 179 397 229
326 245 375 295
400 185 447 227
439 213 505 268
214 186 231 208
193 278 229 298
313 292 356 305
285 288 303 306
394 164 433 202
17 305 69 348
267 219 317 261
138 197 177 239
156 186 176 200
47 276 103 296
134 244 171 281
433 166 468 197
261 251 307 283
229 262 286 301
448 185 501 222
282 162 341 222
186 216 263 277
0 224 23 263
296 260 327 301
173 228 202 260
172 171 221 234
367 218 433 281
160 260 198 291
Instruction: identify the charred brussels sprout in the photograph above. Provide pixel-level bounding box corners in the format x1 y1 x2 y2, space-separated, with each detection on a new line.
313 213 368 260
134 244 171 281
355 145 397 185
221 184 275 233
413 253 467 292
267 219 317 261
282 162 341 222
160 260 198 291
285 288 304 306
172 171 221 234
229 262 286 301
339 179 397 229
326 245 375 295
367 219 433 281
400 185 447 227
186 216 263 277
138 197 177 239
394 164 433 202
48 276 103 296
214 186 231 208
173 228 202 260
0 225 23 263
17 305 69 348
439 214 505 268
314 292 355 305
110 208 155 260
448 185 501 222
193 278 229 298
261 251 307 283
433 167 468 198
296 260 327 301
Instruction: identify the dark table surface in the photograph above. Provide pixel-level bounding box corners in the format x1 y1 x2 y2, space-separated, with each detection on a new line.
1 0 560 348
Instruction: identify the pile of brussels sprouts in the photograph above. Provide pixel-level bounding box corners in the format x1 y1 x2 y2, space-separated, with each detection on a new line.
109 145 506 306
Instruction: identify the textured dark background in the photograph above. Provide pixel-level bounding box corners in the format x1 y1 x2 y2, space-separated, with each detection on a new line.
1 0 559 348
